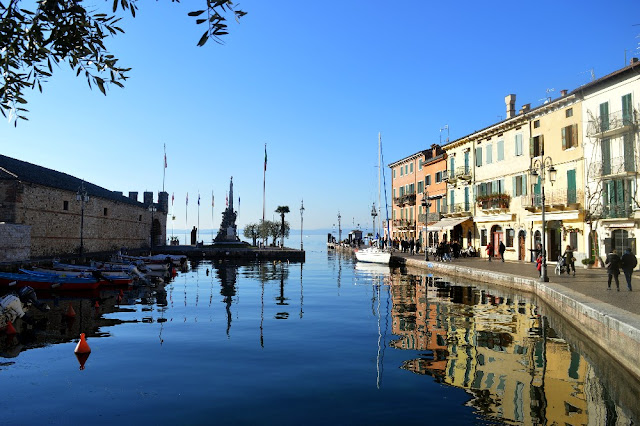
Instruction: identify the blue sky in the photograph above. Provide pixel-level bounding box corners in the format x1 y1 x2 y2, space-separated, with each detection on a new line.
3 0 640 235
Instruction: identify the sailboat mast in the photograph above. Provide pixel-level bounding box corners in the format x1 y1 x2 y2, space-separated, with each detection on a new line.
378 132 382 238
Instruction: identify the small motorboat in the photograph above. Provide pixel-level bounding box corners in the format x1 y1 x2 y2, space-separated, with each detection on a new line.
0 272 103 291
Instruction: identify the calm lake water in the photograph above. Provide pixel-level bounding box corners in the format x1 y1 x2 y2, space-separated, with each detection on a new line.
1 235 637 425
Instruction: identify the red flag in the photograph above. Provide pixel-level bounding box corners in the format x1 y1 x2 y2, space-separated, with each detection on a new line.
171 193 174 205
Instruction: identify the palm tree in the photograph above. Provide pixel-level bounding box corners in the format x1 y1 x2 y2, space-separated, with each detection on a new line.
275 206 290 247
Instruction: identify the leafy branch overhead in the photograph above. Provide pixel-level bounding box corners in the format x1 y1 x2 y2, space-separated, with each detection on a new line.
0 0 246 125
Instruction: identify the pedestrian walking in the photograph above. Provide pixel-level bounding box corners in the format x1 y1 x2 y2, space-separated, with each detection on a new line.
415 239 421 255
498 241 506 262
621 248 637 291
409 238 415 255
486 242 493 262
605 249 622 291
562 245 576 276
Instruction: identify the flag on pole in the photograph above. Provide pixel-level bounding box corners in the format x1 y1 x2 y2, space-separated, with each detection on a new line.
212 192 214 207
264 145 267 171
171 193 174 205
198 194 200 206
164 152 167 168
226 193 228 207
186 192 188 205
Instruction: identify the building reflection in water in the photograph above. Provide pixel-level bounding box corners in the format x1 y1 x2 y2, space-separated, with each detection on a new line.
386 271 634 425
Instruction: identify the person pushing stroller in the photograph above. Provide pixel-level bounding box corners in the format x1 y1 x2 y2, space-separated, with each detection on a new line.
562 245 576 276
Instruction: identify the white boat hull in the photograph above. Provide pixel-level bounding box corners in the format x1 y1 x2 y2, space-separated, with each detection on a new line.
355 248 391 264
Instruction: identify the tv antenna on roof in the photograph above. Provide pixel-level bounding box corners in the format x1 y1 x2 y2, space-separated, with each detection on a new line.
439 125 449 144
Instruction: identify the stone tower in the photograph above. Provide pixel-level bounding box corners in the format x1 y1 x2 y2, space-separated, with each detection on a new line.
214 177 240 242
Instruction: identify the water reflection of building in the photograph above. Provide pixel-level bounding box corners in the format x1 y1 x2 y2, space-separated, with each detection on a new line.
387 274 623 425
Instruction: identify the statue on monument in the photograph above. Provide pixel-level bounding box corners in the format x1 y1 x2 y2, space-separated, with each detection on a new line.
214 177 240 242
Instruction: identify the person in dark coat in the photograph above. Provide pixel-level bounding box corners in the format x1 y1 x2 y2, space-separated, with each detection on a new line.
562 245 575 276
498 241 506 262
621 248 637 291
605 249 622 291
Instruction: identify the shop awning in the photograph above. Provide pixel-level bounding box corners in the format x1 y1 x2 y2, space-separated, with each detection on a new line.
427 217 471 231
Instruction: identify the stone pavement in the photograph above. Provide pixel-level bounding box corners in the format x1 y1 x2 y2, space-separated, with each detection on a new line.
393 251 640 316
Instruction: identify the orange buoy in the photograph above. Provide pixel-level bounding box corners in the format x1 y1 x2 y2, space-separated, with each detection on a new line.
66 303 76 318
75 352 90 370
5 321 17 335
74 333 91 354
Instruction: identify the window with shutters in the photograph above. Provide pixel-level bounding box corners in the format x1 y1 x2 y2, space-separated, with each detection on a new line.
506 229 515 247
418 159 423 170
601 138 611 175
515 133 523 156
565 108 573 118
561 124 578 150
622 94 633 125
426 175 431 186
418 181 424 193
624 133 635 172
486 144 493 164
534 120 540 129
410 163 413 174
400 167 404 177
530 135 543 157
475 147 483 167
481 229 487 246
393 169 396 179
600 102 609 132
513 174 527 197
497 140 504 161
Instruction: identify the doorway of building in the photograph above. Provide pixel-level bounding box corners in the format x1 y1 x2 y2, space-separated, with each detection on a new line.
548 221 562 261
491 225 503 258
518 231 526 261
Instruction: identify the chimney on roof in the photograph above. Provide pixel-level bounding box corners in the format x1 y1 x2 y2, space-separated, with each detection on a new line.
560 89 568 96
519 103 531 114
505 94 516 119
631 57 639 65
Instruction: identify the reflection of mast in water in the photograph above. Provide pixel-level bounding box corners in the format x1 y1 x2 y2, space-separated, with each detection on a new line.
260 277 264 348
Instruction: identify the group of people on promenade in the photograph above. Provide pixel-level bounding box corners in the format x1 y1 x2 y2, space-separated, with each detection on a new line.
605 248 637 291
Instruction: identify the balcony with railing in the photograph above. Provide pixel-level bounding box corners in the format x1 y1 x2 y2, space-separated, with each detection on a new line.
600 203 634 220
522 189 583 211
588 155 637 179
444 202 472 217
476 193 511 212
392 219 416 229
454 165 471 181
586 108 638 138
393 193 417 206
417 212 441 224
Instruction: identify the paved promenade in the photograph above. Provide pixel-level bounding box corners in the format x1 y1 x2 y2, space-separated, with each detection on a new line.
394 251 640 315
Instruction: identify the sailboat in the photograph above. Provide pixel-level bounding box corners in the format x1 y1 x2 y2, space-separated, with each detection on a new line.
355 133 391 265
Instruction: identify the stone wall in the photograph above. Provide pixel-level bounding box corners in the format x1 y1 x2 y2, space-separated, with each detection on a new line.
2 181 166 258
0 223 31 262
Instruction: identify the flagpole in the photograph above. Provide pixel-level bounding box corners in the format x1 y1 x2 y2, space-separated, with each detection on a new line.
211 191 215 243
163 143 167 193
263 143 267 223
197 193 200 244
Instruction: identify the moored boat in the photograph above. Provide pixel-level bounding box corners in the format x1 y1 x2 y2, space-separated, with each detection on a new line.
0 272 102 290
354 246 391 264
29 268 133 286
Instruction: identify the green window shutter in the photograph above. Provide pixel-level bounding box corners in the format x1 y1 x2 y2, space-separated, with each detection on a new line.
561 127 567 150
600 102 609 131
497 140 504 161
529 137 535 157
622 93 632 125
464 151 469 172
476 148 482 166
567 169 576 203
486 144 492 164
601 138 611 175
624 133 635 172
464 187 469 210
540 134 545 155
572 124 578 147
522 174 527 196
512 176 517 196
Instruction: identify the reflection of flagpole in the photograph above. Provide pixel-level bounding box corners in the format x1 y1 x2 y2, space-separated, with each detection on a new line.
171 193 174 238
197 192 200 243
185 192 188 245
211 190 214 243
263 143 267 222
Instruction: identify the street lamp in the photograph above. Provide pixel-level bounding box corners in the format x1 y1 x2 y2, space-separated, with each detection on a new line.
422 191 432 261
530 157 557 282
76 181 89 259
371 203 378 244
300 199 305 251
149 204 157 252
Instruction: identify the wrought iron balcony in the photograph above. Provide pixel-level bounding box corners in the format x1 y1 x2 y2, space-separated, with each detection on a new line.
446 202 472 216
418 212 442 223
393 193 417 206
522 189 583 210
476 193 510 210
454 165 471 180
586 109 638 138
588 155 637 179
393 219 416 229
601 204 633 219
